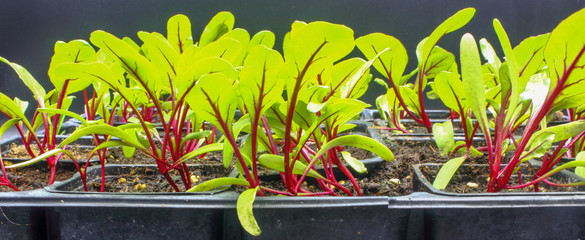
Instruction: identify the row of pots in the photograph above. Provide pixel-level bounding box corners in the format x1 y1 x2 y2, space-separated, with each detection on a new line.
1 112 584 239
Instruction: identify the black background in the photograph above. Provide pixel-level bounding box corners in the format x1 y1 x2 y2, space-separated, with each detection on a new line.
1 0 583 125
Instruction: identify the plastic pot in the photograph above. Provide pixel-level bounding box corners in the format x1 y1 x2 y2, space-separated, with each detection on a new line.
223 196 408 240
410 163 585 239
44 164 236 239
0 193 46 240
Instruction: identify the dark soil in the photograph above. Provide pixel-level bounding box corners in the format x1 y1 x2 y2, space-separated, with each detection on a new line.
84 165 233 193
105 145 226 166
1 144 96 192
0 162 80 192
418 163 583 194
4 143 96 161
359 139 450 196
1 140 229 192
360 117 583 196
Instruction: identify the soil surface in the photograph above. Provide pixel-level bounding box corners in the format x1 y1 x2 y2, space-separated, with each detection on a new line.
363 118 583 195
2 113 580 195
85 164 232 193
1 140 228 192
418 163 582 194
0 162 80 192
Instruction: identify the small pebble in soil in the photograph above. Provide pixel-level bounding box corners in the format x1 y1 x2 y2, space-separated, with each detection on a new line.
133 183 146 191
190 175 201 183
466 182 479 188
389 179 401 186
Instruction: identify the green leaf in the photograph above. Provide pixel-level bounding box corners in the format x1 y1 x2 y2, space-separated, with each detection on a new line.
283 21 354 100
575 152 585 178
123 146 136 159
239 45 285 120
461 33 490 137
434 72 465 113
187 73 237 134
340 151 366 173
49 40 97 94
432 156 466 190
310 135 394 169
531 160 585 185
187 177 250 192
200 12 235 48
258 154 324 179
321 98 369 128
530 120 585 146
433 121 455 155
355 33 407 89
193 37 244 66
493 19 520 127
545 8 585 112
167 14 194 53
418 44 456 79
175 143 223 165
37 108 87 125
237 187 261 236
479 38 501 71
6 148 75 169
519 72 549 113
399 86 421 114
138 31 179 80
331 57 377 99
514 34 549 86
0 93 33 131
249 30 275 49
521 132 554 162
0 118 22 143
175 57 237 100
90 30 162 95
221 28 250 65
223 139 236 168
60 123 144 150
180 131 211 148
421 8 475 71
90 30 161 95
0 57 46 105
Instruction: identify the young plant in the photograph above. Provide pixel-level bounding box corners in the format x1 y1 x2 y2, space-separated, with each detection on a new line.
0 39 96 187
356 8 474 133
463 8 585 192
429 71 484 189
430 13 577 190
59 13 245 191
186 20 394 236
565 106 585 158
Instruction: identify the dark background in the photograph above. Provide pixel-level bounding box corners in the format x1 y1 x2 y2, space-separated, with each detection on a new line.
1 0 583 128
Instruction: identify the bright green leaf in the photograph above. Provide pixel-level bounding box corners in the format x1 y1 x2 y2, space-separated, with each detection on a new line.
461 33 491 137
575 152 585 178
258 154 324 179
200 11 235 48
0 57 46 105
434 72 465 113
167 14 194 53
432 156 466 190
545 8 585 112
341 151 367 173
187 177 250 192
237 187 261 236
433 121 455 155
355 33 407 89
